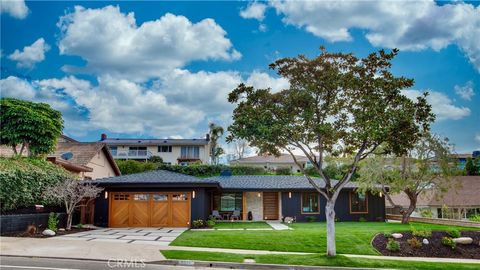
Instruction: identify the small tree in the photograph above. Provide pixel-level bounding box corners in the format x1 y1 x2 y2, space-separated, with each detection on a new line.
232 139 249 159
227 47 433 256
357 132 456 223
44 178 103 230
0 98 63 156
464 157 479 176
209 123 224 164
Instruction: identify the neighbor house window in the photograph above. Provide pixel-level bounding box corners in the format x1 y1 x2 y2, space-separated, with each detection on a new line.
213 192 243 212
109 146 117 156
181 146 199 158
158 145 172 152
350 191 368 214
129 147 147 156
302 193 319 214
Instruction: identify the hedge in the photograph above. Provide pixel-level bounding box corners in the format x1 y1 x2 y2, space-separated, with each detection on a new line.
157 164 267 177
0 157 73 212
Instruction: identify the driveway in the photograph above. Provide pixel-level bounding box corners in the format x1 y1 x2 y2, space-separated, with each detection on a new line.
55 227 187 246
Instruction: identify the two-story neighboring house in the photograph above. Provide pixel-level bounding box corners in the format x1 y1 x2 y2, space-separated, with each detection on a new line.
100 134 211 165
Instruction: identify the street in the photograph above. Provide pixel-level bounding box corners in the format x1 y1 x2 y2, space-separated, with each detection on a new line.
0 256 240 270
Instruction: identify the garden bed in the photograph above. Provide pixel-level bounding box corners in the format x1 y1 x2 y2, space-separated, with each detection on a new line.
372 231 480 259
2 227 93 238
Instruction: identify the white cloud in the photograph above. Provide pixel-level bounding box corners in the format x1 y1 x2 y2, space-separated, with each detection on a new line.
454 81 475 101
240 2 267 21
403 89 471 121
475 133 480 144
245 70 289 92
0 76 36 99
269 0 480 72
57 5 241 80
1 0 28 19
8 38 50 68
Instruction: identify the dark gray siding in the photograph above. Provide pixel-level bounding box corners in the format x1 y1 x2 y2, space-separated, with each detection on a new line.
94 187 213 227
281 190 385 222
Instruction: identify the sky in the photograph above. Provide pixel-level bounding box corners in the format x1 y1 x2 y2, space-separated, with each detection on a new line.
1 0 479 153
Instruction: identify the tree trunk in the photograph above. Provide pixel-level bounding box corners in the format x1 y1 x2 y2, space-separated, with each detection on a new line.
66 212 73 230
401 191 417 224
325 199 337 256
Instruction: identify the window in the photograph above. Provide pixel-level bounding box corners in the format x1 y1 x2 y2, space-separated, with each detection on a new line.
172 193 188 201
153 194 168 201
133 194 149 201
109 146 117 156
113 194 130 201
129 147 147 157
350 191 368 214
158 145 172 152
181 146 200 158
302 193 319 213
213 192 243 212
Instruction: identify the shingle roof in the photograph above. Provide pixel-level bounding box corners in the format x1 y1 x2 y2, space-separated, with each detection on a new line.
230 154 309 164
102 138 209 146
92 170 218 185
207 175 359 190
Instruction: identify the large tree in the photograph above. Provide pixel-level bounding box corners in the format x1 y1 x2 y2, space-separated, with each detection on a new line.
0 98 63 156
227 47 433 256
357 132 457 224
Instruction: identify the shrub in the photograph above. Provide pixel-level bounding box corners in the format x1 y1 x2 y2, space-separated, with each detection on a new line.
447 229 461 238
192 219 206 229
275 167 292 175
305 216 317 222
358 217 367 222
0 157 73 212
386 239 400 252
383 233 392 238
407 237 422 249
442 237 456 250
148 156 163 163
420 208 433 218
157 164 267 177
412 229 432 238
468 214 480 222
115 160 158 175
207 218 216 228
75 223 84 229
47 212 60 232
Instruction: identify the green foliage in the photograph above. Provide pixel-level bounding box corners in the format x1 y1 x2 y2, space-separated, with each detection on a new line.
407 237 422 248
383 233 392 238
358 217 367 222
275 167 292 175
0 157 73 211
148 156 163 163
75 223 84 229
209 123 224 165
464 157 480 176
47 212 60 232
207 218 216 228
441 237 456 250
0 98 63 156
305 216 317 222
468 214 480 222
412 229 432 238
157 164 267 177
420 208 433 218
192 219 206 229
386 239 400 252
115 160 158 175
447 229 461 238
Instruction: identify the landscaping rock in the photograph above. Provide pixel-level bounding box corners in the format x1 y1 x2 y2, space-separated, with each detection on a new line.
422 238 429 245
453 237 473 245
42 229 56 236
391 233 403 239
58 228 65 232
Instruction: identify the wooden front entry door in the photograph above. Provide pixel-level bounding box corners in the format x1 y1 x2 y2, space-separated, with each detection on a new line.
109 192 190 227
263 192 279 220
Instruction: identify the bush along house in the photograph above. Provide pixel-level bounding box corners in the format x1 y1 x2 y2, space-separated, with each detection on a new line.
91 170 386 227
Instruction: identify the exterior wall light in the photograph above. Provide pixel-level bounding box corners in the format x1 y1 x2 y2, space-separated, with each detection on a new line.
104 191 108 199
192 190 196 199
288 192 292 199
257 192 261 197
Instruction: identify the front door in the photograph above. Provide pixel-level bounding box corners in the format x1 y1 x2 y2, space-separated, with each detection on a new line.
263 192 279 220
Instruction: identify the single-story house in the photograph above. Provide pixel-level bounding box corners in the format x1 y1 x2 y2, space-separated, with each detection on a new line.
386 176 480 220
229 154 310 173
92 170 385 227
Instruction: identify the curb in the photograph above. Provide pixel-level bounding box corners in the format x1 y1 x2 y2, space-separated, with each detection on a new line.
155 259 383 270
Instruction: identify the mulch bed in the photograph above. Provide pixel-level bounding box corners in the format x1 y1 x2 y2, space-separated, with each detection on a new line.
2 227 93 238
372 231 480 259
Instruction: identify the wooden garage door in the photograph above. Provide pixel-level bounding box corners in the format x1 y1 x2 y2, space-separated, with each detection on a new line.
109 192 190 227
263 192 279 220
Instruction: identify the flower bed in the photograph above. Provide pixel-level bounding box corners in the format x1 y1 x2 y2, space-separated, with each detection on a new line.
372 231 480 259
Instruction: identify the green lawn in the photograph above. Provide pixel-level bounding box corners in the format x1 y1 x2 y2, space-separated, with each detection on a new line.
171 221 477 255
161 250 480 270
213 221 271 229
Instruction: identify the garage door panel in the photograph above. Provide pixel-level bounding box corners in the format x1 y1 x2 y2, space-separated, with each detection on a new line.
151 194 169 226
110 194 130 227
172 193 190 227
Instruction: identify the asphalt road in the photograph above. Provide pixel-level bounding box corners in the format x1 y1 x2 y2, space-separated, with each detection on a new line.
0 256 241 270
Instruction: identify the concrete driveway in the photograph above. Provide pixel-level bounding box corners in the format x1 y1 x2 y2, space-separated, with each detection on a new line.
55 227 187 246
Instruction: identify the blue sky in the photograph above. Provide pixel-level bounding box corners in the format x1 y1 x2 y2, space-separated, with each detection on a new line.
1 0 479 153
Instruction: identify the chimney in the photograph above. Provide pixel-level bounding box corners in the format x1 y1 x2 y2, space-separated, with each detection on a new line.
206 133 210 141
101 133 107 141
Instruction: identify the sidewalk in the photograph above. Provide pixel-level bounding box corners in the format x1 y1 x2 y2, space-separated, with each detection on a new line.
0 237 165 262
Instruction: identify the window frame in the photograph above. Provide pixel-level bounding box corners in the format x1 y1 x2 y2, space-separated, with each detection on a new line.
349 191 369 214
158 145 172 152
301 192 320 214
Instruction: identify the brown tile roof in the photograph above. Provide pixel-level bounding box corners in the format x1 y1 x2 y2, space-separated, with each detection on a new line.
48 141 120 176
230 154 309 164
386 176 480 207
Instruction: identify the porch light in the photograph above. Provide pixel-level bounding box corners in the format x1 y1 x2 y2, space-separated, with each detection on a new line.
288 192 292 198
379 192 383 198
192 190 196 199
257 192 261 197
104 191 108 199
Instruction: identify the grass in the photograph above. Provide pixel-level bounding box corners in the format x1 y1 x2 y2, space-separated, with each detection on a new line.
161 250 480 270
213 221 271 229
171 221 477 255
